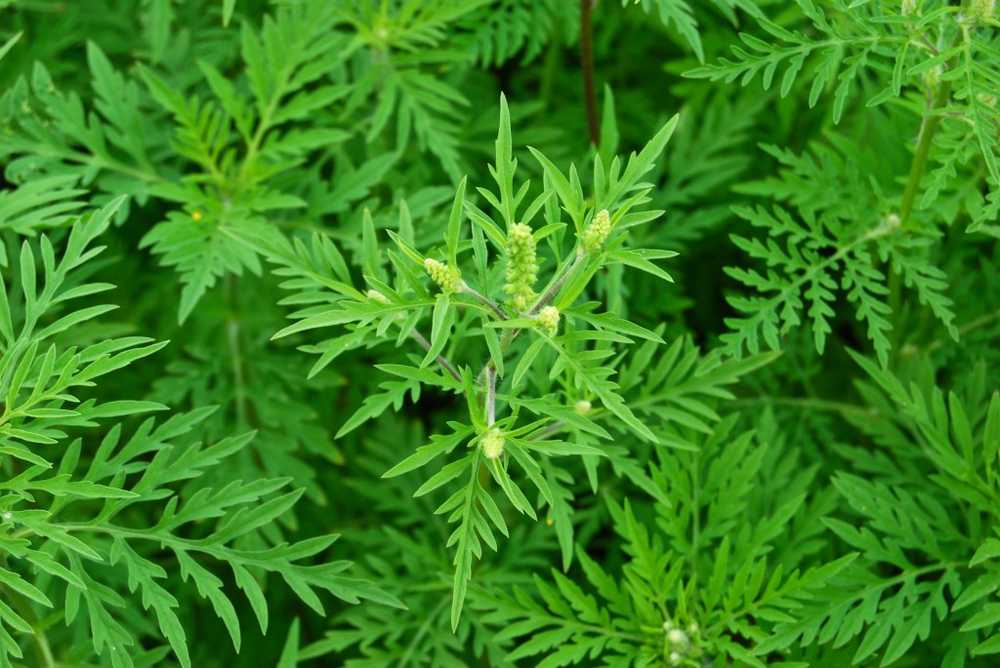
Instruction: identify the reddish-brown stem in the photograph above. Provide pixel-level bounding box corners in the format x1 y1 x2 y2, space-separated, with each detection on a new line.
579 0 599 145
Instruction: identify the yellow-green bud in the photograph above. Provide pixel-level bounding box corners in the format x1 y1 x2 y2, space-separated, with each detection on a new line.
901 0 917 16
481 428 505 459
423 258 462 295
922 65 941 89
366 289 390 304
574 399 592 415
581 209 612 252
970 0 995 21
667 629 689 649
504 223 538 312
536 306 560 336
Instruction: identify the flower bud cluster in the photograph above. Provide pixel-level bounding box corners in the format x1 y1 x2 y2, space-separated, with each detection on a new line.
581 209 612 253
922 64 942 89
481 428 505 459
536 305 560 336
504 223 538 311
366 289 390 304
662 619 701 665
970 0 995 22
423 258 462 295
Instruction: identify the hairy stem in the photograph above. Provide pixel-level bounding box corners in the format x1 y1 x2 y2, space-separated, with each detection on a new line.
410 329 463 383
900 83 952 229
579 0 599 145
530 252 586 316
486 364 497 425
479 250 587 384
889 79 952 351
461 283 508 321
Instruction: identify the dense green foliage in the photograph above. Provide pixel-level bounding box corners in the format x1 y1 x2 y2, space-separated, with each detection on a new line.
1 0 999 665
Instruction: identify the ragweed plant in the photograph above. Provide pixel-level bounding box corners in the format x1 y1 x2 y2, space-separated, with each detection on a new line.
1 0 999 666
239 94 683 629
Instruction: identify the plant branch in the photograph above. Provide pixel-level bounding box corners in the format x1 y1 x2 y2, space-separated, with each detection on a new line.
889 76 953 351
476 251 588 385
900 82 952 229
410 329 463 383
461 283 508 321
529 252 586 316
486 364 497 426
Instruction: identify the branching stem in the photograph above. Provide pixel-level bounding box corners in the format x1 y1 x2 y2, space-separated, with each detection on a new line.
410 329 462 383
461 283 508 321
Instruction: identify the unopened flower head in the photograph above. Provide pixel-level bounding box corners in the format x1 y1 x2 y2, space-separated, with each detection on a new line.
667 628 689 649
668 651 682 666
581 209 612 253
901 0 917 16
537 305 560 336
970 0 995 21
574 399 592 415
366 289 390 304
423 258 462 295
505 222 538 311
481 428 505 459
922 64 942 89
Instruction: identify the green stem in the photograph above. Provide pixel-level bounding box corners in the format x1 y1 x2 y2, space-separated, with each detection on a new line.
409 329 462 382
889 81 952 345
899 84 952 229
225 275 249 428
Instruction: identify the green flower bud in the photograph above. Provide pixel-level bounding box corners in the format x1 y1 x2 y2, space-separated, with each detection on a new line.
581 209 612 253
536 305 560 336
504 223 538 312
424 258 462 295
922 64 941 90
574 399 592 415
481 428 505 459
667 628 689 650
366 289 390 304
901 0 917 16
970 0 995 21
